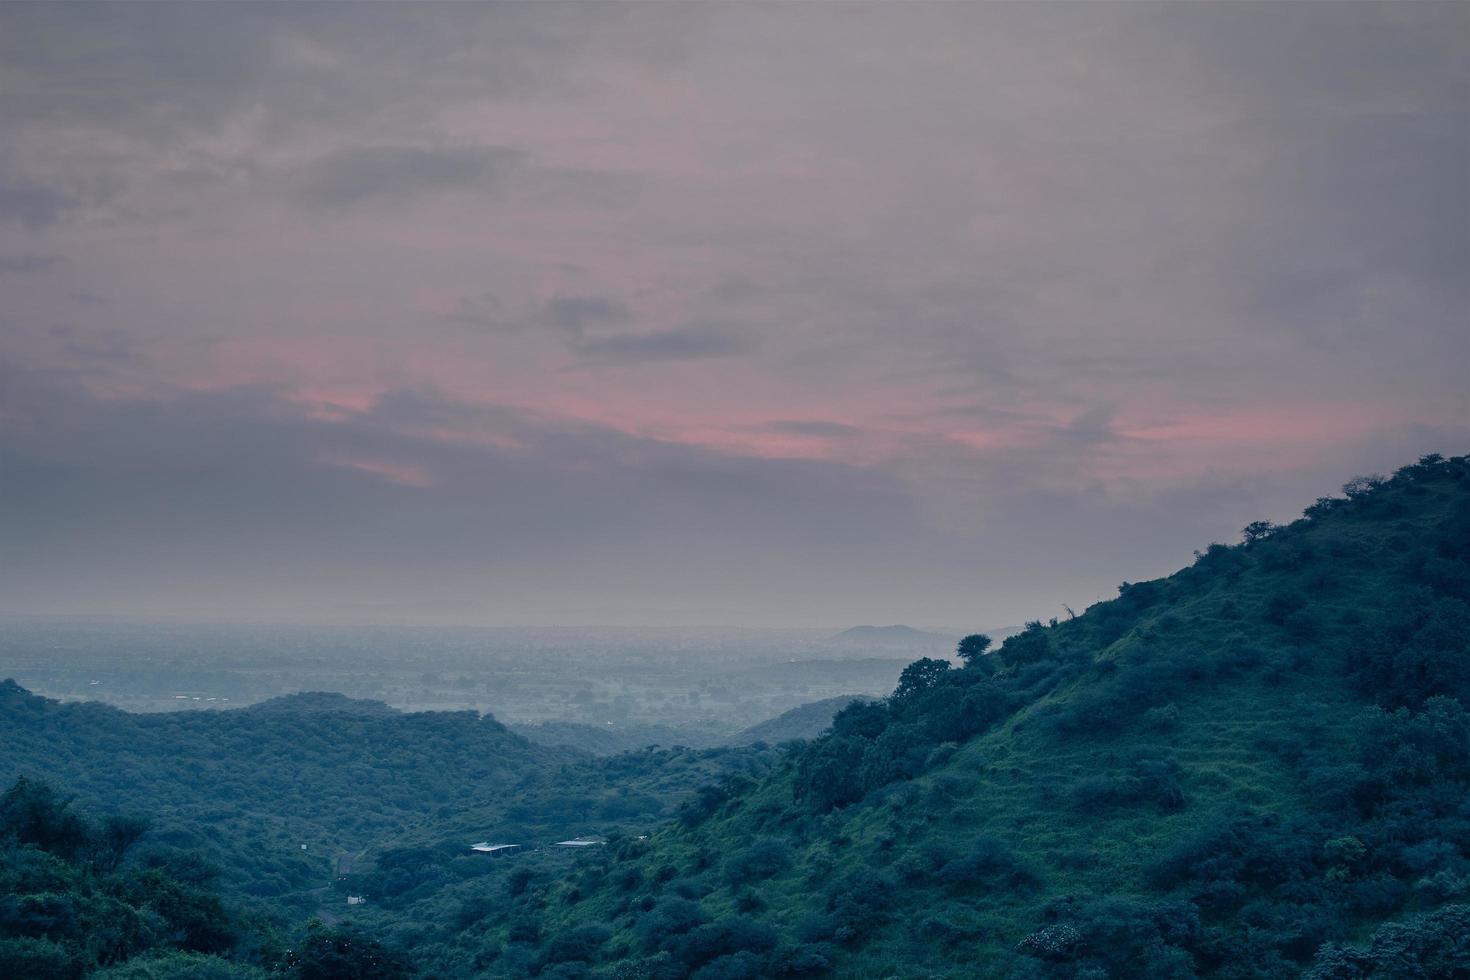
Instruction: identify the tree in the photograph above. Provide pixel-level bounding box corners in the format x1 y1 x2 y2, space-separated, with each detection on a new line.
1241 520 1279 544
998 622 1052 669
956 634 992 669
0 777 91 860
281 924 410 980
92 813 150 874
893 658 951 701
1343 474 1386 499
794 738 866 812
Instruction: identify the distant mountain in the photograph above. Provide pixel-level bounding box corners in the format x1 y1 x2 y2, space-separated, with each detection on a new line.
830 624 943 641
825 624 958 653
733 694 870 744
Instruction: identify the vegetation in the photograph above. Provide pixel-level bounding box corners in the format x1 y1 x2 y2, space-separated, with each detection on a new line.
415 453 1469 977
3 453 1467 976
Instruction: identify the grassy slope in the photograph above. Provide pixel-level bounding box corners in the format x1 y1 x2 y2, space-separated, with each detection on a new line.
448 456 1468 978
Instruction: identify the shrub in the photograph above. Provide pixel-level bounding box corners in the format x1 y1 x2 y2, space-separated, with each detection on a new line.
724 838 792 885
672 917 777 970
1305 903 1469 978
999 622 1054 669
690 951 766 980
1144 703 1181 733
825 869 897 941
541 924 614 967
1354 597 1470 708
894 841 959 883
914 909 983 947
935 836 1039 890
794 738 866 812
281 925 411 979
1070 751 1187 814
1264 590 1308 627
638 897 707 950
767 943 831 976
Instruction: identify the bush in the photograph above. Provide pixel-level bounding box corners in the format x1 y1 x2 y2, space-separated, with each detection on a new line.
1264 590 1308 627
0 936 79 980
793 737 866 812
1143 812 1315 906
1359 696 1470 791
934 836 1039 890
1354 597 1470 708
93 952 268 979
767 943 831 976
724 838 792 885
541 924 613 966
1144 703 1181 733
281 924 411 979
824 869 897 942
1071 752 1186 814
999 622 1053 669
638 897 707 951
672 917 777 970
689 951 766 980
1305 903 1469 978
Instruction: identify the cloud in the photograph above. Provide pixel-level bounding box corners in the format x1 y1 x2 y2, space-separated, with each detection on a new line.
575 322 754 364
295 144 524 207
765 420 862 438
543 295 632 333
0 253 63 274
440 293 506 330
0 183 75 229
0 3 1465 624
44 326 148 369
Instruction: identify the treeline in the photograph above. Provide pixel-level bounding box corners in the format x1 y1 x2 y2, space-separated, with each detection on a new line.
0 774 427 979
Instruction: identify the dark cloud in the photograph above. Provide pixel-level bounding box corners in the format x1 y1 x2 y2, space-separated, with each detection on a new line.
0 183 75 229
0 4 668 140
0 253 63 274
295 145 524 208
543 295 632 333
44 326 147 369
440 293 506 331
1056 407 1121 451
576 322 753 364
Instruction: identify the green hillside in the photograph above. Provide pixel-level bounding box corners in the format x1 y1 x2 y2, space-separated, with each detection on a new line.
424 454 1470 978
0 686 779 932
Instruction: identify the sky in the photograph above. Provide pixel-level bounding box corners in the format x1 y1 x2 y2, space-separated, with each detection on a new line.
1 2 1466 629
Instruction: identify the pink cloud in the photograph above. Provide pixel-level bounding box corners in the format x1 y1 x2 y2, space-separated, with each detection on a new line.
317 453 433 488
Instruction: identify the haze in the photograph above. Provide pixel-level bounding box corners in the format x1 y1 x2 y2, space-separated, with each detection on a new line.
2 2 1466 627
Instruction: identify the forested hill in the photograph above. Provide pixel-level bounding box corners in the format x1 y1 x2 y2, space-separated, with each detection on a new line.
732 696 869 746
0 682 779 931
428 454 1470 979
0 684 564 899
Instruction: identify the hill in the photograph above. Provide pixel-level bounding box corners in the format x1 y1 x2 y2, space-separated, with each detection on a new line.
0 685 779 933
733 696 870 745
829 625 942 643
419 454 1470 978
824 625 956 653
